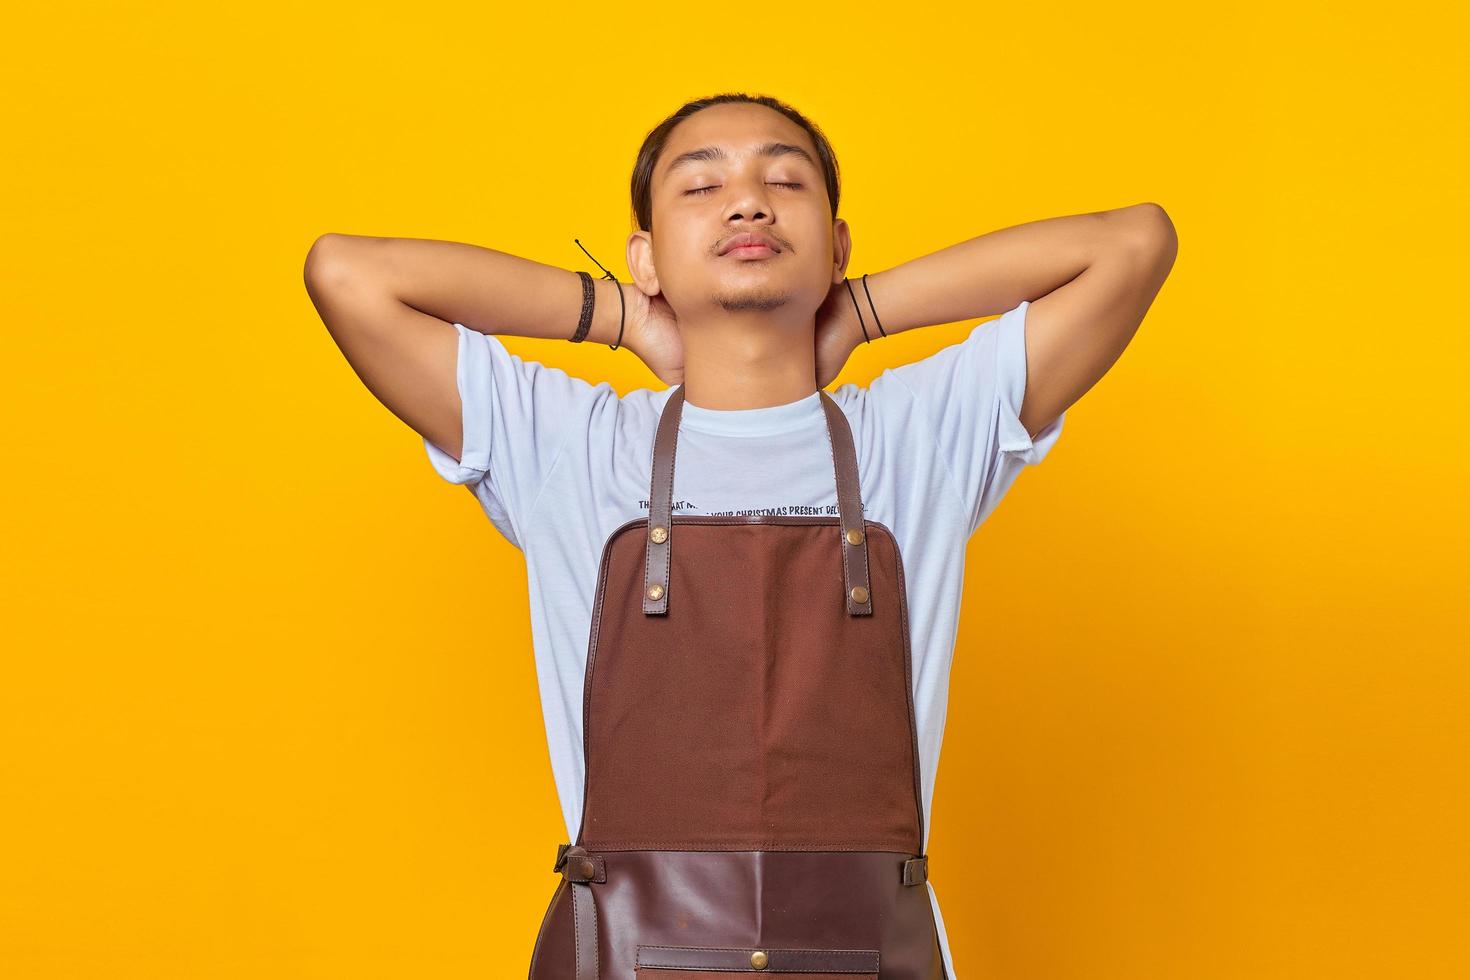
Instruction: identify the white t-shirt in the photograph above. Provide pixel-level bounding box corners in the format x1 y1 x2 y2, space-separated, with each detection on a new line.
423 299 1064 978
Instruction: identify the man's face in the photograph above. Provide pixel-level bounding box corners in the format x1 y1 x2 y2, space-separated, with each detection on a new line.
633 103 845 322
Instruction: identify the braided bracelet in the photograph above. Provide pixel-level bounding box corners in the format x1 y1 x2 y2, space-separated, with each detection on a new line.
570 270 596 344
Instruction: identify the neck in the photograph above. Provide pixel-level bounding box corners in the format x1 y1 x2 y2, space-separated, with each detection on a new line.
676 308 818 410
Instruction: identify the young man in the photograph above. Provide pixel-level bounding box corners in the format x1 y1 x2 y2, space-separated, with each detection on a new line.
303 94 1176 977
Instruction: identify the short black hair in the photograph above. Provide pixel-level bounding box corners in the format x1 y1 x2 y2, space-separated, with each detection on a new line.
630 93 841 232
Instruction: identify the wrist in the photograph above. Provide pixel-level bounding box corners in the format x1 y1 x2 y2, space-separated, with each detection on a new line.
582 277 629 348
856 271 898 340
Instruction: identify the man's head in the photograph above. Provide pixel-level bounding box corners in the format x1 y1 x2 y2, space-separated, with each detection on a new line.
626 94 850 325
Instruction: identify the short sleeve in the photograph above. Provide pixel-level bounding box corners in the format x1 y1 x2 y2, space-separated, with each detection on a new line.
886 299 1064 536
423 323 601 547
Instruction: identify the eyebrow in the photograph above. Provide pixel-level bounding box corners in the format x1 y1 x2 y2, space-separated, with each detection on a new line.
662 141 818 181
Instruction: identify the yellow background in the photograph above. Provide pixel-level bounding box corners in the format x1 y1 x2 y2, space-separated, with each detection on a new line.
3 1 1466 977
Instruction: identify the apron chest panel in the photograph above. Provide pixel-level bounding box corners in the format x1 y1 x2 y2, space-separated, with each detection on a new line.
578 516 923 852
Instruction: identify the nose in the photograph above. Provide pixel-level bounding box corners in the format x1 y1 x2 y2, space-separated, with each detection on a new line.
723 174 774 224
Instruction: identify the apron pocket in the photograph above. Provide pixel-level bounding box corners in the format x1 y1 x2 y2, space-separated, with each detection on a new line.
635 943 879 977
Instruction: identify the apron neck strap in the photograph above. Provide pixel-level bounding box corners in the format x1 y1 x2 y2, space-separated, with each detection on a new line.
641 384 874 617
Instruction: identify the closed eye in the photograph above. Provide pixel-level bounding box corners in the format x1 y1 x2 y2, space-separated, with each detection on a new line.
684 182 804 196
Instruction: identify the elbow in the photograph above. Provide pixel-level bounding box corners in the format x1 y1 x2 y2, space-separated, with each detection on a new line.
303 233 358 296
1117 202 1178 275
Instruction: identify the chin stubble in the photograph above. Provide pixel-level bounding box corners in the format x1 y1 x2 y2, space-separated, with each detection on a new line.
711 284 793 313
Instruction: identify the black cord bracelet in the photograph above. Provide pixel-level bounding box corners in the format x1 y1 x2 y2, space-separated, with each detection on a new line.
574 238 626 350
844 277 872 344
861 273 887 337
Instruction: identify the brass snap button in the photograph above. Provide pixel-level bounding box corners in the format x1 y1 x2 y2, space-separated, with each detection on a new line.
845 527 864 545
850 585 869 604
750 950 769 970
577 858 595 879
647 583 665 601
650 525 668 544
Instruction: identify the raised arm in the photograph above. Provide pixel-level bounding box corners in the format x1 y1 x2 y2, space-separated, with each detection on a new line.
301 235 675 462
821 203 1178 435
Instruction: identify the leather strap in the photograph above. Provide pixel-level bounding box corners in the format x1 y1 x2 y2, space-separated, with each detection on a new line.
637 944 881 972
553 844 603 979
818 388 874 617
643 385 873 617
901 854 929 886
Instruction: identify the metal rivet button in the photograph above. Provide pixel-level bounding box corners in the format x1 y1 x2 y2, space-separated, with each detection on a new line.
750 950 769 970
578 858 595 879
846 528 864 545
850 585 869 604
647 584 665 601
650 525 667 544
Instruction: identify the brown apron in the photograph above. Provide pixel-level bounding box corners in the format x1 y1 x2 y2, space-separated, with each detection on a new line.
529 384 946 979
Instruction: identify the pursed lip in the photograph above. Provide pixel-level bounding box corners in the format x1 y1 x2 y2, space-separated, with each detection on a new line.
718 231 782 255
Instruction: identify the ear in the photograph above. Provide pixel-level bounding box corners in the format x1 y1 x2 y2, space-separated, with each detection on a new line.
627 230 660 297
831 217 853 284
